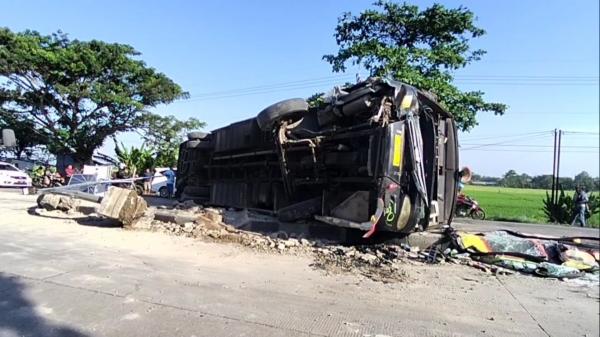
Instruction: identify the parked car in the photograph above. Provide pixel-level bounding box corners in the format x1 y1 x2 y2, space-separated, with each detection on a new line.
176 77 459 237
151 168 177 198
0 161 32 188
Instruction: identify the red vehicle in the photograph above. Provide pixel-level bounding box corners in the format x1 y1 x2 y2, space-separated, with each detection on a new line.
456 194 485 220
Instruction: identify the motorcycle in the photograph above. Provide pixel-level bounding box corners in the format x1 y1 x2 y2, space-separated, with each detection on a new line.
455 194 486 220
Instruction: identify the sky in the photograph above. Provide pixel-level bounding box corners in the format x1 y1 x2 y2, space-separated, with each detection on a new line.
1 0 598 178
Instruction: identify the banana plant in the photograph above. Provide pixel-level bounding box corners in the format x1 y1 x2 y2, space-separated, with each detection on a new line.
114 141 155 177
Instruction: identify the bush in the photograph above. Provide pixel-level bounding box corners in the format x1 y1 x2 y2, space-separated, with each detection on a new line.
543 188 599 224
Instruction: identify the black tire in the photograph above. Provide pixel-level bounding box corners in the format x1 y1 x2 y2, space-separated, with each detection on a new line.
159 186 169 198
187 140 202 148
187 131 207 140
186 140 212 149
455 205 468 217
256 98 308 131
135 183 144 196
471 209 486 220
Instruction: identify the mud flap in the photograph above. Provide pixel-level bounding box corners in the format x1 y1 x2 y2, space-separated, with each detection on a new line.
362 198 384 238
313 198 385 238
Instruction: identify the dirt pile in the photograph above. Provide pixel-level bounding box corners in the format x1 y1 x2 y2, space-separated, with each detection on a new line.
311 244 411 282
141 211 315 254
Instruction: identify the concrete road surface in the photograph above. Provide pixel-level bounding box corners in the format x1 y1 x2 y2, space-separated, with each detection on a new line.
0 191 598 337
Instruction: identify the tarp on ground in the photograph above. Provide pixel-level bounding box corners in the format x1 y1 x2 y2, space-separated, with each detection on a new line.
453 230 599 278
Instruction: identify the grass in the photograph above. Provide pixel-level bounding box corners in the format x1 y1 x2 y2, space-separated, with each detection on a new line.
462 185 600 227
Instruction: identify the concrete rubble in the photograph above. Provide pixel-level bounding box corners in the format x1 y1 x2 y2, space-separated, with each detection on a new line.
31 194 599 284
122 200 428 282
98 187 147 226
37 187 148 226
37 193 81 212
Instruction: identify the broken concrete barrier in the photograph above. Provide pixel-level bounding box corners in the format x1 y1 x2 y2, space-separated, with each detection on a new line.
97 187 147 227
37 193 81 212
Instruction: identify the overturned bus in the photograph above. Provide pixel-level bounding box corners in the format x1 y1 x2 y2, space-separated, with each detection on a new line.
176 78 459 238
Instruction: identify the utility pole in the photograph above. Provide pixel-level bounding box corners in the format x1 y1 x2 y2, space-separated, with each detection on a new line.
551 129 558 205
555 130 563 196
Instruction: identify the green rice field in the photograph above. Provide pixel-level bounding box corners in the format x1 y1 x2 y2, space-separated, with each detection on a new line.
462 185 600 227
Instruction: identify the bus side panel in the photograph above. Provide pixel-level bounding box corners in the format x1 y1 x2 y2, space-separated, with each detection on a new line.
443 118 459 225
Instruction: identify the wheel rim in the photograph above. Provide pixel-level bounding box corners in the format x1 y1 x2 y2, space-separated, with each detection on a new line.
159 188 168 197
472 210 485 220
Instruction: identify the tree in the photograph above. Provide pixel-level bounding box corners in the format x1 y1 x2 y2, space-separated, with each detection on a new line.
574 171 594 191
0 110 48 159
530 175 554 190
469 173 500 185
558 177 575 190
306 92 326 109
499 170 531 188
0 28 187 164
114 142 154 177
137 113 205 168
323 1 506 130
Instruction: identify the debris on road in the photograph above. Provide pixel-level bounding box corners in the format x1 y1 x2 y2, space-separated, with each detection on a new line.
449 229 600 281
29 194 600 284
126 202 425 282
37 193 80 212
38 187 148 226
311 244 410 282
98 187 147 226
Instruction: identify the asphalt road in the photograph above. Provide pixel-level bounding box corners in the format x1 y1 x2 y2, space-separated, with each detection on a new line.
0 192 598 337
453 218 599 238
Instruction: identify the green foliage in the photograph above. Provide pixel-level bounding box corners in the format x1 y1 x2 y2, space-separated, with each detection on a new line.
542 189 573 224
30 165 46 184
463 185 599 227
495 169 594 191
530 175 554 190
137 113 204 167
114 142 154 177
574 171 595 191
323 1 506 130
0 28 188 163
499 170 531 188
306 92 326 109
0 109 48 158
543 188 599 224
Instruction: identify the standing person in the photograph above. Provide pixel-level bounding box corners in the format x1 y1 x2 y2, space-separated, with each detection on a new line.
571 186 589 227
143 168 153 195
162 167 176 198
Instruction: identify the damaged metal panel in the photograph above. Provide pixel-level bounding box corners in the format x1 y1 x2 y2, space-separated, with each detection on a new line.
177 77 460 238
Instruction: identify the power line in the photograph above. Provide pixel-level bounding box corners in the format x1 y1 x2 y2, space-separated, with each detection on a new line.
460 144 599 149
190 74 357 97
562 131 600 135
460 130 599 145
455 75 598 79
175 77 359 103
460 148 598 153
460 130 554 141
172 74 600 103
460 133 553 150
502 112 598 115
454 82 598 86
